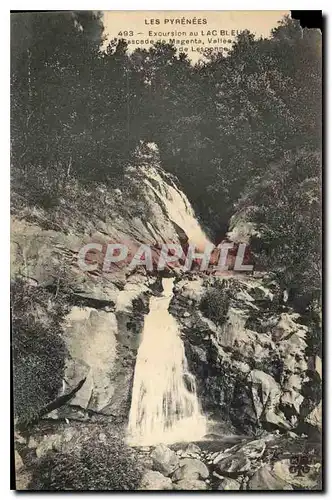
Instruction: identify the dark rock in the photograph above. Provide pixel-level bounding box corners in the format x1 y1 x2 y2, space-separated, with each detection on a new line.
172 276 315 436
229 381 259 434
216 455 251 476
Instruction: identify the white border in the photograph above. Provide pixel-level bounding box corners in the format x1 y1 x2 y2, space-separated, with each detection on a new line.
5 2 329 10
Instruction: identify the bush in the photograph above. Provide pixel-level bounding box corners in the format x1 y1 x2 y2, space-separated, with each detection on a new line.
11 279 68 424
29 426 145 491
200 283 230 326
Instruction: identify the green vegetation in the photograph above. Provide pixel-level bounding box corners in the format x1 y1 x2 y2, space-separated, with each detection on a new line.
235 149 321 306
200 283 230 326
28 425 145 490
11 279 68 424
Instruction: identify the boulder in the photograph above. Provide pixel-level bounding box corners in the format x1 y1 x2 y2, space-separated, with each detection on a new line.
139 470 173 490
273 459 322 490
216 455 251 475
280 390 304 415
217 477 241 490
238 439 266 459
249 369 281 418
150 444 179 476
212 452 224 464
247 465 293 490
217 438 266 462
249 369 290 430
173 479 208 490
172 458 209 481
63 308 118 413
272 313 304 341
185 443 201 455
15 450 24 472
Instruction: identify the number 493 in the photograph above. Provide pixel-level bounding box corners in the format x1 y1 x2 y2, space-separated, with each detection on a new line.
118 31 134 36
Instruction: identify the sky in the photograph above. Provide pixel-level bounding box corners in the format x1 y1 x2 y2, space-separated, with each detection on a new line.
102 10 290 62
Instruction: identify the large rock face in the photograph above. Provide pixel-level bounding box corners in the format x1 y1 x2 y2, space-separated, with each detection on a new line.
170 275 322 436
21 272 153 423
11 154 210 422
11 153 203 422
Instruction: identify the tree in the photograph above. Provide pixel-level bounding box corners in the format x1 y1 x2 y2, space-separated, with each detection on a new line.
234 149 321 305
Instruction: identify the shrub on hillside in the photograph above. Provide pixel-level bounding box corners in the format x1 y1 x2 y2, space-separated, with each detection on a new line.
11 162 67 210
28 427 145 491
11 279 68 424
199 284 230 326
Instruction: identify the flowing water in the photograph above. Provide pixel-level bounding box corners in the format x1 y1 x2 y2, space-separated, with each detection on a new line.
127 277 207 446
143 163 209 249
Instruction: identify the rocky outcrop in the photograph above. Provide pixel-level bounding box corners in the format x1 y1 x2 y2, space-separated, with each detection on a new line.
136 434 321 490
39 274 154 422
247 465 293 490
10 155 206 424
16 426 321 491
11 215 167 423
171 275 322 437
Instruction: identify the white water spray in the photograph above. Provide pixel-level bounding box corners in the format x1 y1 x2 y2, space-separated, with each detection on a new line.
127 277 206 446
143 166 209 249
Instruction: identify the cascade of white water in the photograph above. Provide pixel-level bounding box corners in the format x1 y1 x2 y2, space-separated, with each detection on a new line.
142 165 209 249
127 277 206 446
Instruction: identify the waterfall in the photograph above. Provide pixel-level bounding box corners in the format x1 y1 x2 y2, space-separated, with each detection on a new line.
127 277 207 446
134 142 210 249
143 166 209 249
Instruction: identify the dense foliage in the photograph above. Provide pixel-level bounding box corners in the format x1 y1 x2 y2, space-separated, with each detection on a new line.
200 283 230 326
11 12 322 308
28 426 145 490
235 149 321 305
11 279 68 424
